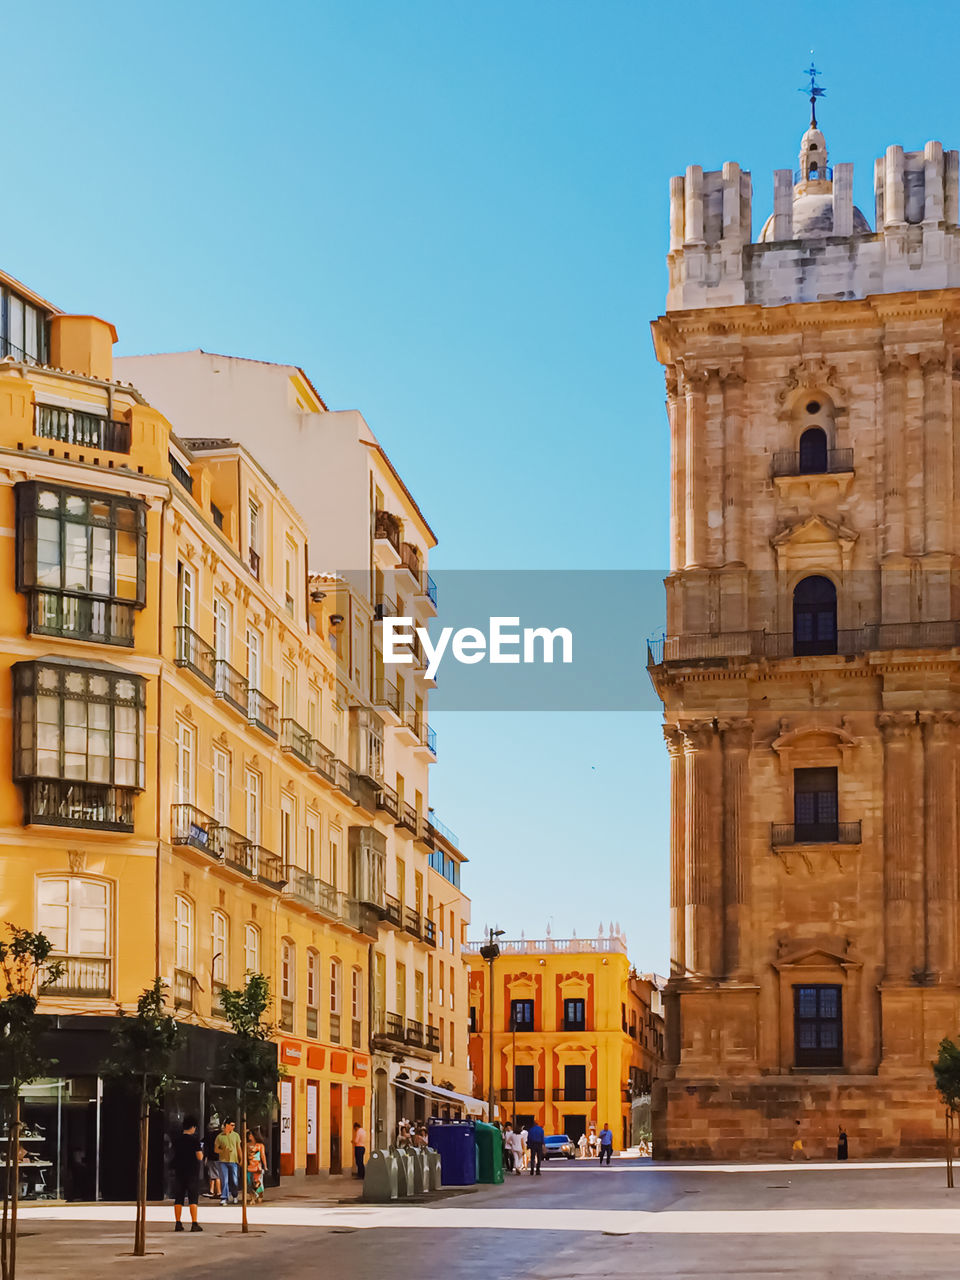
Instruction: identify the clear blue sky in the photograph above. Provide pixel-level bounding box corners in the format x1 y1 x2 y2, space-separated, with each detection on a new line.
5 0 958 970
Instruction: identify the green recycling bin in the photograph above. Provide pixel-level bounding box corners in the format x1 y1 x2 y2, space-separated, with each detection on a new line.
474 1121 504 1184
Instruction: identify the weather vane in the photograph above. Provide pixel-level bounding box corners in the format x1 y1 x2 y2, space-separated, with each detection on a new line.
799 55 826 127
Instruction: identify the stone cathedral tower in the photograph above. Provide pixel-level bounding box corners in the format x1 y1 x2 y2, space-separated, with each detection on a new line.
649 110 960 1157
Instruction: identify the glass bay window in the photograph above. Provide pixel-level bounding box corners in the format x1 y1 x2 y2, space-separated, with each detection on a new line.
17 482 147 646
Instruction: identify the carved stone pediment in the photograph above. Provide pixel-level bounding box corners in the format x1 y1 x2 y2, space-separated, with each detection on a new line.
771 514 858 576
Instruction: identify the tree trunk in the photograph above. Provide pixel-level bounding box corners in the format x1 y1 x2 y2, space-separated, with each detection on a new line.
1 1099 14 1280
134 1089 149 1257
8 1099 19 1280
241 1109 248 1234
948 1109 955 1189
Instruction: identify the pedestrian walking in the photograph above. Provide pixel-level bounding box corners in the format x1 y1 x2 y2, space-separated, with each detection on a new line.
527 1120 545 1176
505 1124 523 1174
215 1118 242 1204
202 1119 221 1200
790 1120 808 1162
837 1126 848 1161
246 1129 267 1203
353 1122 368 1179
503 1124 515 1173
519 1125 529 1170
588 1126 599 1158
171 1115 204 1233
599 1122 614 1165
577 1132 588 1159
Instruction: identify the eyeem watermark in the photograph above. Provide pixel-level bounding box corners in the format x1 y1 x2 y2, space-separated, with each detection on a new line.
382 616 574 681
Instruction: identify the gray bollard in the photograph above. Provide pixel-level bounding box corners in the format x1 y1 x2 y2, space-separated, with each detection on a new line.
363 1149 399 1202
410 1148 426 1194
394 1147 415 1197
425 1148 442 1192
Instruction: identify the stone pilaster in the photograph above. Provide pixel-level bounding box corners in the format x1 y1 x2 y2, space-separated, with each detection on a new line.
904 355 925 556
721 372 745 566
666 371 686 572
921 354 950 554
683 371 708 569
682 719 721 977
920 710 959 980
881 357 906 558
664 724 686 979
879 711 922 981
720 718 752 979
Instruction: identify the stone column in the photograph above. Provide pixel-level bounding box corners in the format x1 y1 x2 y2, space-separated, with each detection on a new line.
922 353 950 553
664 725 686 977
683 371 708 569
879 711 921 981
920 711 958 980
666 372 686 572
720 718 752 978
881 357 906 558
904 356 925 556
721 372 745 566
683 720 721 977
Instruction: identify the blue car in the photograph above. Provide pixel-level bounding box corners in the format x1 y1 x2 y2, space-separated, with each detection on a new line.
543 1134 576 1160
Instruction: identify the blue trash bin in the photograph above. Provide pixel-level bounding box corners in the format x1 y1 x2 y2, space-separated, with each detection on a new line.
427 1119 477 1186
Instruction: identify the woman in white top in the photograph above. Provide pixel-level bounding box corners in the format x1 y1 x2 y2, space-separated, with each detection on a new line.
506 1125 524 1175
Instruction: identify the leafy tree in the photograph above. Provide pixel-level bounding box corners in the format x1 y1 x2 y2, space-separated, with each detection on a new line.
218 974 281 1233
932 1036 960 1187
0 925 62 1280
105 979 179 1256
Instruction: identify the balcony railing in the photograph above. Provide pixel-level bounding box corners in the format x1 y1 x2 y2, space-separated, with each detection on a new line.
27 590 136 647
175 626 216 686
405 1017 424 1048
373 678 401 717
174 968 195 1010
214 659 248 714
381 1011 406 1043
247 688 279 738
499 1088 545 1102
552 1088 597 1102
330 1012 341 1044
425 1023 440 1053
171 804 217 853
384 894 402 927
41 955 111 997
374 596 398 621
378 783 400 819
404 907 422 938
281 718 315 767
649 620 960 666
374 509 401 552
245 845 286 888
425 724 437 755
423 918 437 947
23 780 135 831
772 821 862 846
283 864 341 919
772 447 854 477
400 542 422 579
397 802 419 834
280 999 294 1032
35 403 131 454
352 1018 362 1048
422 573 438 607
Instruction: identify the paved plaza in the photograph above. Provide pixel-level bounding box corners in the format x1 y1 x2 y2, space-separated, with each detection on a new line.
15 1155 960 1278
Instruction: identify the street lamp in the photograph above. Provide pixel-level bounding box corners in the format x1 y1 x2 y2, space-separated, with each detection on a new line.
479 927 505 1123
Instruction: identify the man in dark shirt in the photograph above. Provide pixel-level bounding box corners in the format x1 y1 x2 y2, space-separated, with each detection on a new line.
171 1116 204 1232
527 1121 545 1176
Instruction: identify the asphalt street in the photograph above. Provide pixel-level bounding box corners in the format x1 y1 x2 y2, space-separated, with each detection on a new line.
17 1156 960 1279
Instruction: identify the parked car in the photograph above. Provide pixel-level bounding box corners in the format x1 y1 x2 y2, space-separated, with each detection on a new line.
544 1134 576 1160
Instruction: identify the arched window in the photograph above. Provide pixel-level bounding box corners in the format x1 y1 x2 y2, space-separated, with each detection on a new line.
798 426 828 474
244 923 260 975
36 875 112 996
793 576 837 656
281 938 295 1001
211 910 229 985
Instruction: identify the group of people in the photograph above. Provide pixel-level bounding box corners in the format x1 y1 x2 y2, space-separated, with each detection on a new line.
576 1125 615 1163
170 1115 270 1232
791 1122 850 1162
395 1120 431 1150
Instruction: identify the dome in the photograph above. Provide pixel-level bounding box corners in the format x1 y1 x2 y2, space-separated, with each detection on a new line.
759 194 872 242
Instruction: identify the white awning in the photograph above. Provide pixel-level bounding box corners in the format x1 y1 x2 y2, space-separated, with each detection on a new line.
395 1078 488 1117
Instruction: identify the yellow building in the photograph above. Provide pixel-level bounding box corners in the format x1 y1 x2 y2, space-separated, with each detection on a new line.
466 931 663 1149
0 262 473 1198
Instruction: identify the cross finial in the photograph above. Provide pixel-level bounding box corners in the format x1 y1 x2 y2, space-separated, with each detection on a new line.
799 54 826 127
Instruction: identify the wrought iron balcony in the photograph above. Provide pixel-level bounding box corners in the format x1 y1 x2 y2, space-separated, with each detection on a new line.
23 780 135 831
41 955 111 997
403 907 422 938
281 718 315 767
405 1017 424 1048
283 864 340 919
374 596 398 621
373 677 401 717
552 1088 597 1102
425 1023 440 1053
27 590 137 647
397 802 419 835
377 783 400 819
772 447 854 477
244 844 286 888
384 894 402 927
214 658 248 714
374 509 401 552
171 804 217 853
649 620 960 666
423 918 437 947
499 1087 544 1102
247 688 279 738
373 1011 406 1047
175 626 216 686
772 821 862 846
174 968 195 1011
35 403 131 454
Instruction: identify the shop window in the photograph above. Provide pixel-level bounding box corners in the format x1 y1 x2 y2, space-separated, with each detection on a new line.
36 876 111 997
13 659 145 831
794 984 843 1068
16 482 146 646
